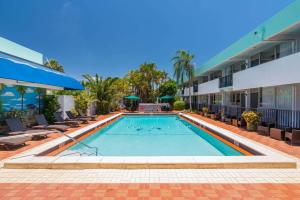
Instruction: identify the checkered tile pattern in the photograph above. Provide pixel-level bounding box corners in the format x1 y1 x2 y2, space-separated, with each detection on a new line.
0 183 299 199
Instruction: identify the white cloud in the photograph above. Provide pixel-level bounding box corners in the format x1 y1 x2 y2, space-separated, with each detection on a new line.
11 98 26 101
1 91 15 97
26 88 34 93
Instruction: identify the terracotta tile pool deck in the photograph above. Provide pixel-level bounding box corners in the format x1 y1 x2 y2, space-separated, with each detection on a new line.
0 183 299 199
188 113 300 159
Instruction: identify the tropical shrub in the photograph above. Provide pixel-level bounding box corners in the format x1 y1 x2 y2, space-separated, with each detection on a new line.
70 108 78 117
242 111 261 131
43 95 60 123
74 91 92 115
82 74 118 114
202 107 209 114
242 111 261 124
173 100 185 110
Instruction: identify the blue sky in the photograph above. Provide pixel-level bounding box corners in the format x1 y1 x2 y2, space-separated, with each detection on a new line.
0 0 294 79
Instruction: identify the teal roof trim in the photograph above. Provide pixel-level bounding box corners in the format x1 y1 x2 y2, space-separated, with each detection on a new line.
196 0 300 76
0 37 43 65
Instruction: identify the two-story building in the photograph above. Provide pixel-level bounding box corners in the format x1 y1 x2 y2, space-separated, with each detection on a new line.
182 0 300 129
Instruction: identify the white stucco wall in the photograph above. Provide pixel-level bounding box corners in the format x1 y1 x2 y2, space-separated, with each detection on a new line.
233 52 300 90
57 95 75 119
197 79 220 95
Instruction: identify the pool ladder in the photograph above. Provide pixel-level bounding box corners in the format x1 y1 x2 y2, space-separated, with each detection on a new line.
58 131 99 156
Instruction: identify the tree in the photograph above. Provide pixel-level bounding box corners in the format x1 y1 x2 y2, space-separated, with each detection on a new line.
82 74 118 114
16 86 27 110
45 59 65 73
35 88 45 114
127 62 167 102
172 50 195 110
158 79 177 97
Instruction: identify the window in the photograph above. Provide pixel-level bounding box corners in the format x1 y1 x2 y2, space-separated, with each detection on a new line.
209 71 222 80
199 76 208 84
277 42 294 58
211 93 222 105
193 81 198 92
260 47 275 64
250 54 260 67
230 92 242 106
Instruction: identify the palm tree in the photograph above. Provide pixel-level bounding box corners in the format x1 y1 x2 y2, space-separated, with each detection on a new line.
35 88 45 114
45 59 65 73
172 50 195 110
16 85 27 110
82 74 118 114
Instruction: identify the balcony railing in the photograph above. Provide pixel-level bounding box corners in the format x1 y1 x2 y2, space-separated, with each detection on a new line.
197 104 300 129
219 74 233 88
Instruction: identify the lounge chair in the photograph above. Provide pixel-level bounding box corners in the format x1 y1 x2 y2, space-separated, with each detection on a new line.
5 118 55 140
285 128 300 145
54 112 80 127
65 111 89 123
33 114 70 132
78 110 97 121
0 134 32 149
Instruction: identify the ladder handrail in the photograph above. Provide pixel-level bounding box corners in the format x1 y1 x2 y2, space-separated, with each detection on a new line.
58 132 98 156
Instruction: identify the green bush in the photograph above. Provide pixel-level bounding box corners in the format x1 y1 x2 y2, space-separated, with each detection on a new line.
173 100 185 110
43 95 60 123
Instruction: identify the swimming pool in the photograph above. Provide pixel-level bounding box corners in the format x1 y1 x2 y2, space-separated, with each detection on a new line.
59 115 244 156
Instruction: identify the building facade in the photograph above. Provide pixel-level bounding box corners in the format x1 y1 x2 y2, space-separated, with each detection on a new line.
182 0 300 129
0 36 82 114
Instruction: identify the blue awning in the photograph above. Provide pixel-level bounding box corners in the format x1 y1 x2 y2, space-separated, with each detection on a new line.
0 57 84 90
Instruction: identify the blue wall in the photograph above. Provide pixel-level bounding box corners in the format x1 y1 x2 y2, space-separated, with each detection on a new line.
0 85 43 112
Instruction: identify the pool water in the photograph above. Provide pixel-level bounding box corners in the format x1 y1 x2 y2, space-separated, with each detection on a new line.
60 115 244 156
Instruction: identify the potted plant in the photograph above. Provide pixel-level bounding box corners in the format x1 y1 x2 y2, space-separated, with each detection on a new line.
202 107 209 117
220 108 225 122
242 111 261 131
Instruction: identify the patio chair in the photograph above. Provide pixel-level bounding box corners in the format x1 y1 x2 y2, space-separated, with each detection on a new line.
78 110 97 121
54 112 80 127
65 111 89 124
270 127 285 140
0 134 32 150
232 117 246 127
5 118 56 140
223 115 233 124
257 122 275 136
285 128 300 145
210 112 220 120
33 114 70 132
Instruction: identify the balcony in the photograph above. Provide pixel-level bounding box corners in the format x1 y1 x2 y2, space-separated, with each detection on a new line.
233 52 300 90
197 79 220 95
219 74 233 88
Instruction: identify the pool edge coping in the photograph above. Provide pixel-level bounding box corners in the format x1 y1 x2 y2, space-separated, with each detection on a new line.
2 112 298 169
